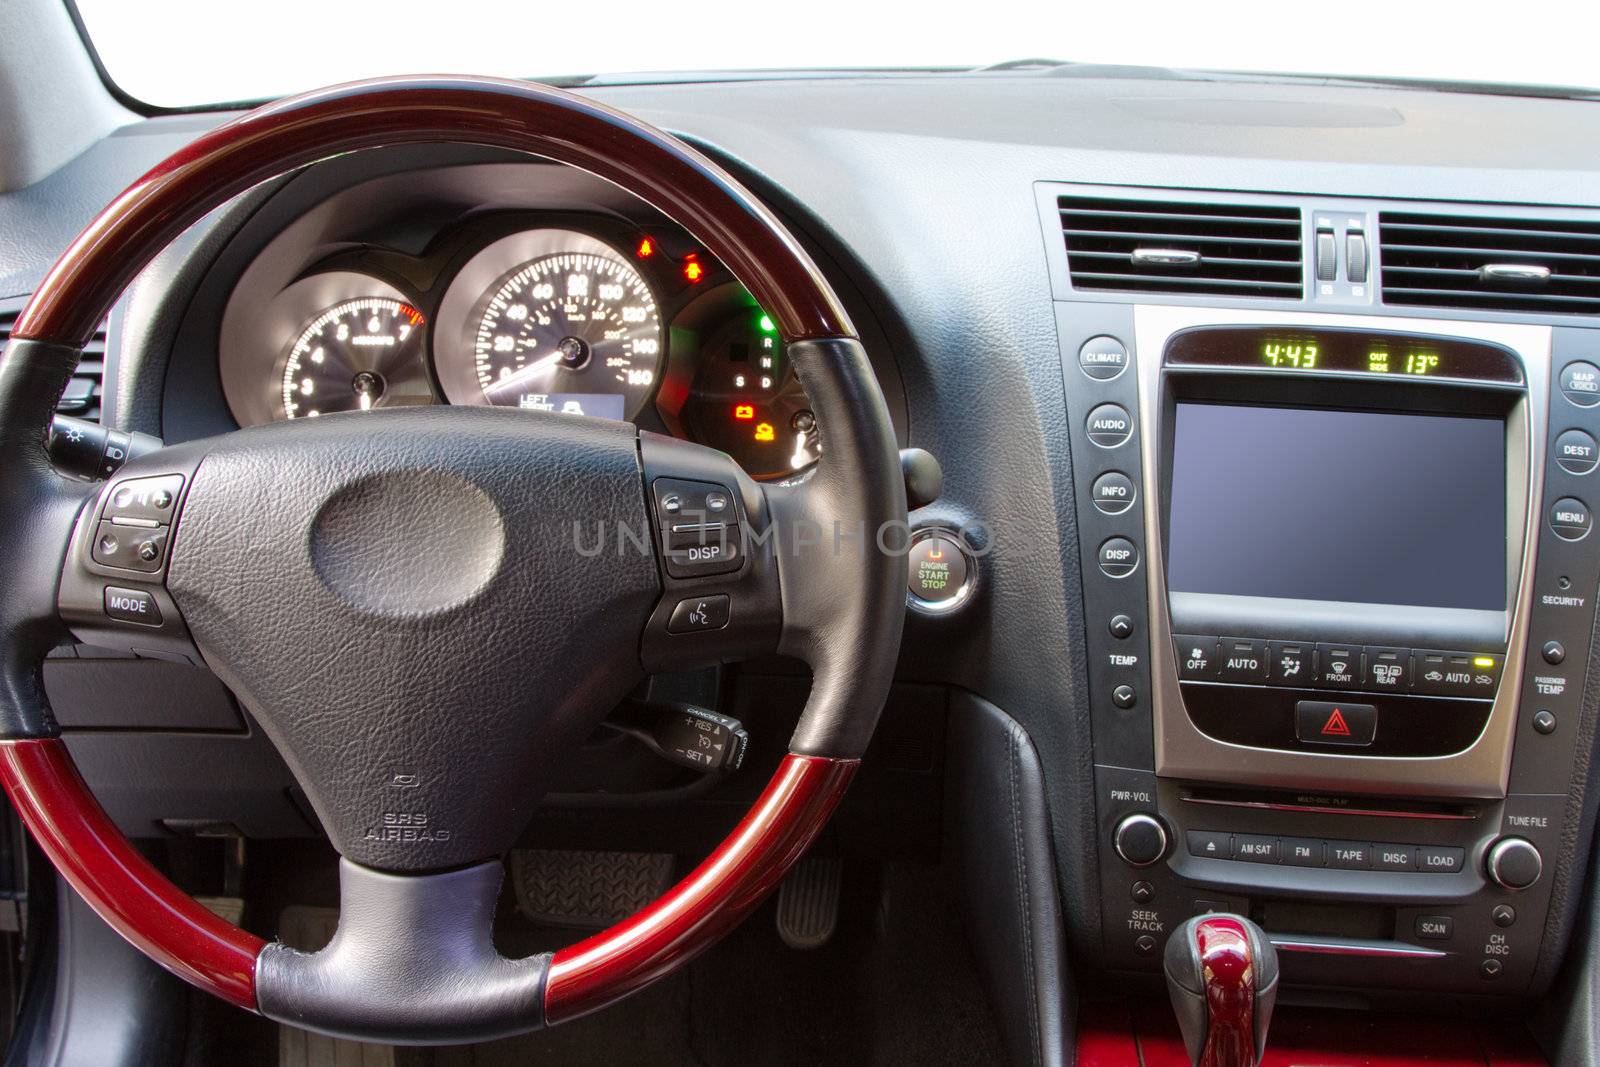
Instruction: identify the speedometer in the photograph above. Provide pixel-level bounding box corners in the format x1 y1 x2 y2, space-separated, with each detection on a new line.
435 230 663 420
472 252 660 418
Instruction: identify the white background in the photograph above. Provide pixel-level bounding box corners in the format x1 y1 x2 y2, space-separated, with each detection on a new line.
76 0 1600 109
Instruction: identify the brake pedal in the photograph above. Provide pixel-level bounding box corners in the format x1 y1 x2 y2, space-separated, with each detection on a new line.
776 853 842 949
511 849 674 927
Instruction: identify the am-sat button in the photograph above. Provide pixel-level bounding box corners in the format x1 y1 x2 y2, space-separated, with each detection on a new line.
1295 700 1377 746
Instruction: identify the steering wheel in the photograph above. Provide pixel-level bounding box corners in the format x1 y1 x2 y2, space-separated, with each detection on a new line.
0 77 905 1044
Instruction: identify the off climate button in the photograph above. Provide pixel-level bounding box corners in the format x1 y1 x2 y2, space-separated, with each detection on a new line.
1086 403 1134 448
1097 537 1140 578
1078 335 1129 380
1556 429 1600 475
1173 635 1219 678
1550 497 1592 541
1561 362 1600 407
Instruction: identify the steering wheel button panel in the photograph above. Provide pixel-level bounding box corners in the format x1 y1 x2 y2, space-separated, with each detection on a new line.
103 585 163 626
105 474 185 523
91 520 168 573
667 594 731 633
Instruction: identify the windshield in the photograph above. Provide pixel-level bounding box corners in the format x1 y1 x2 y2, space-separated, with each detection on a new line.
74 0 1600 110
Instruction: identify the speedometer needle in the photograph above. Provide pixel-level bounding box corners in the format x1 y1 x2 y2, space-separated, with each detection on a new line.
483 351 562 400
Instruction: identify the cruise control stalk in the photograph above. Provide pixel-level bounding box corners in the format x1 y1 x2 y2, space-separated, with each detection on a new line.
607 699 749 774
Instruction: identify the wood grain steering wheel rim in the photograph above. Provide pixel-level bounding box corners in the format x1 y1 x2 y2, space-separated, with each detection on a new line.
0 76 905 1042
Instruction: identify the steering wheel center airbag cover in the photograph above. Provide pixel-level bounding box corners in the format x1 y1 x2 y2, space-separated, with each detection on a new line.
165 405 660 870
309 469 505 616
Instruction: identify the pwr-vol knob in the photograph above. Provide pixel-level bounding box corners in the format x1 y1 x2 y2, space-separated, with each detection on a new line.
1114 813 1169 867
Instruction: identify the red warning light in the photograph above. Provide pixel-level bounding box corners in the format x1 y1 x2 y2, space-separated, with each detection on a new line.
636 237 655 258
733 404 755 421
682 255 705 283
1320 708 1352 737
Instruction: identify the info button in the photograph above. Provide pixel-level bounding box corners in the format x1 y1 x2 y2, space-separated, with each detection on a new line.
1295 699 1377 747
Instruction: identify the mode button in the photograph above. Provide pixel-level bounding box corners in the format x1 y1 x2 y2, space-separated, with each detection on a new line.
104 586 163 627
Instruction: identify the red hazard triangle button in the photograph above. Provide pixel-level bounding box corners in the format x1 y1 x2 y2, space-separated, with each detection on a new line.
1295 699 1376 746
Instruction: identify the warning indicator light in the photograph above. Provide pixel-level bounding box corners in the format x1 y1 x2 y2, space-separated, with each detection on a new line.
734 404 755 421
682 255 705 283
636 237 655 258
1320 708 1352 737
754 422 775 442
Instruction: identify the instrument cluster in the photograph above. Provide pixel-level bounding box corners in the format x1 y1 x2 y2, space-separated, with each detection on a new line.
219 215 819 481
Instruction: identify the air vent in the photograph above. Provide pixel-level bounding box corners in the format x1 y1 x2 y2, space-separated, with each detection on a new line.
1059 196 1304 299
0 310 105 422
1380 212 1600 315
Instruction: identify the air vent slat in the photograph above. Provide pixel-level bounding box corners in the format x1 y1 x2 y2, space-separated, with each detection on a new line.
1059 196 1304 301
0 309 107 422
1382 243 1600 265
1384 265 1600 287
1058 207 1300 229
1065 250 1302 267
1071 272 1303 292
1062 228 1302 248
1380 211 1600 316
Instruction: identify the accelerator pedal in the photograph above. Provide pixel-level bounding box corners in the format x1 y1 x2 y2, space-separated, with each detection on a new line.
276 906 395 1067
775 853 842 949
510 849 674 928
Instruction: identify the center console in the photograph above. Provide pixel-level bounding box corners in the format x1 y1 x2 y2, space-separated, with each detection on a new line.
1061 299 1600 1001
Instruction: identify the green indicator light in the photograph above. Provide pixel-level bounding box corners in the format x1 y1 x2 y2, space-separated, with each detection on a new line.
758 314 776 334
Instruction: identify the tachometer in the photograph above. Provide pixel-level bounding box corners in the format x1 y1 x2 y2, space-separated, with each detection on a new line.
435 230 662 420
281 297 427 419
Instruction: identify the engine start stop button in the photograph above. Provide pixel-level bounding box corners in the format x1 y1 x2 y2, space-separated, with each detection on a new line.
906 530 974 614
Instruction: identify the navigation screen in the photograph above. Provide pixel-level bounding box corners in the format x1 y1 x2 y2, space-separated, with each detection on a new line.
1166 403 1506 611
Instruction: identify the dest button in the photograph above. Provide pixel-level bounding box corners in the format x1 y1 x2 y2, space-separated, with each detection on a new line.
1295 699 1377 747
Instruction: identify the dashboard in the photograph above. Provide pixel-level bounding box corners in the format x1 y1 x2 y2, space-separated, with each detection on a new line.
214 162 821 481
13 68 1600 1062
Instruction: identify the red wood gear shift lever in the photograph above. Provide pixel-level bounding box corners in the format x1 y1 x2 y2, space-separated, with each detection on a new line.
1163 914 1279 1067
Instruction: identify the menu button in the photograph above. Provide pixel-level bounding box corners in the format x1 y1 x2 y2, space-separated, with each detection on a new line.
1551 497 1592 541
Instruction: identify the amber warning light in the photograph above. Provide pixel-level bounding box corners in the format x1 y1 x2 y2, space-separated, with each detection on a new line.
734 404 755 420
